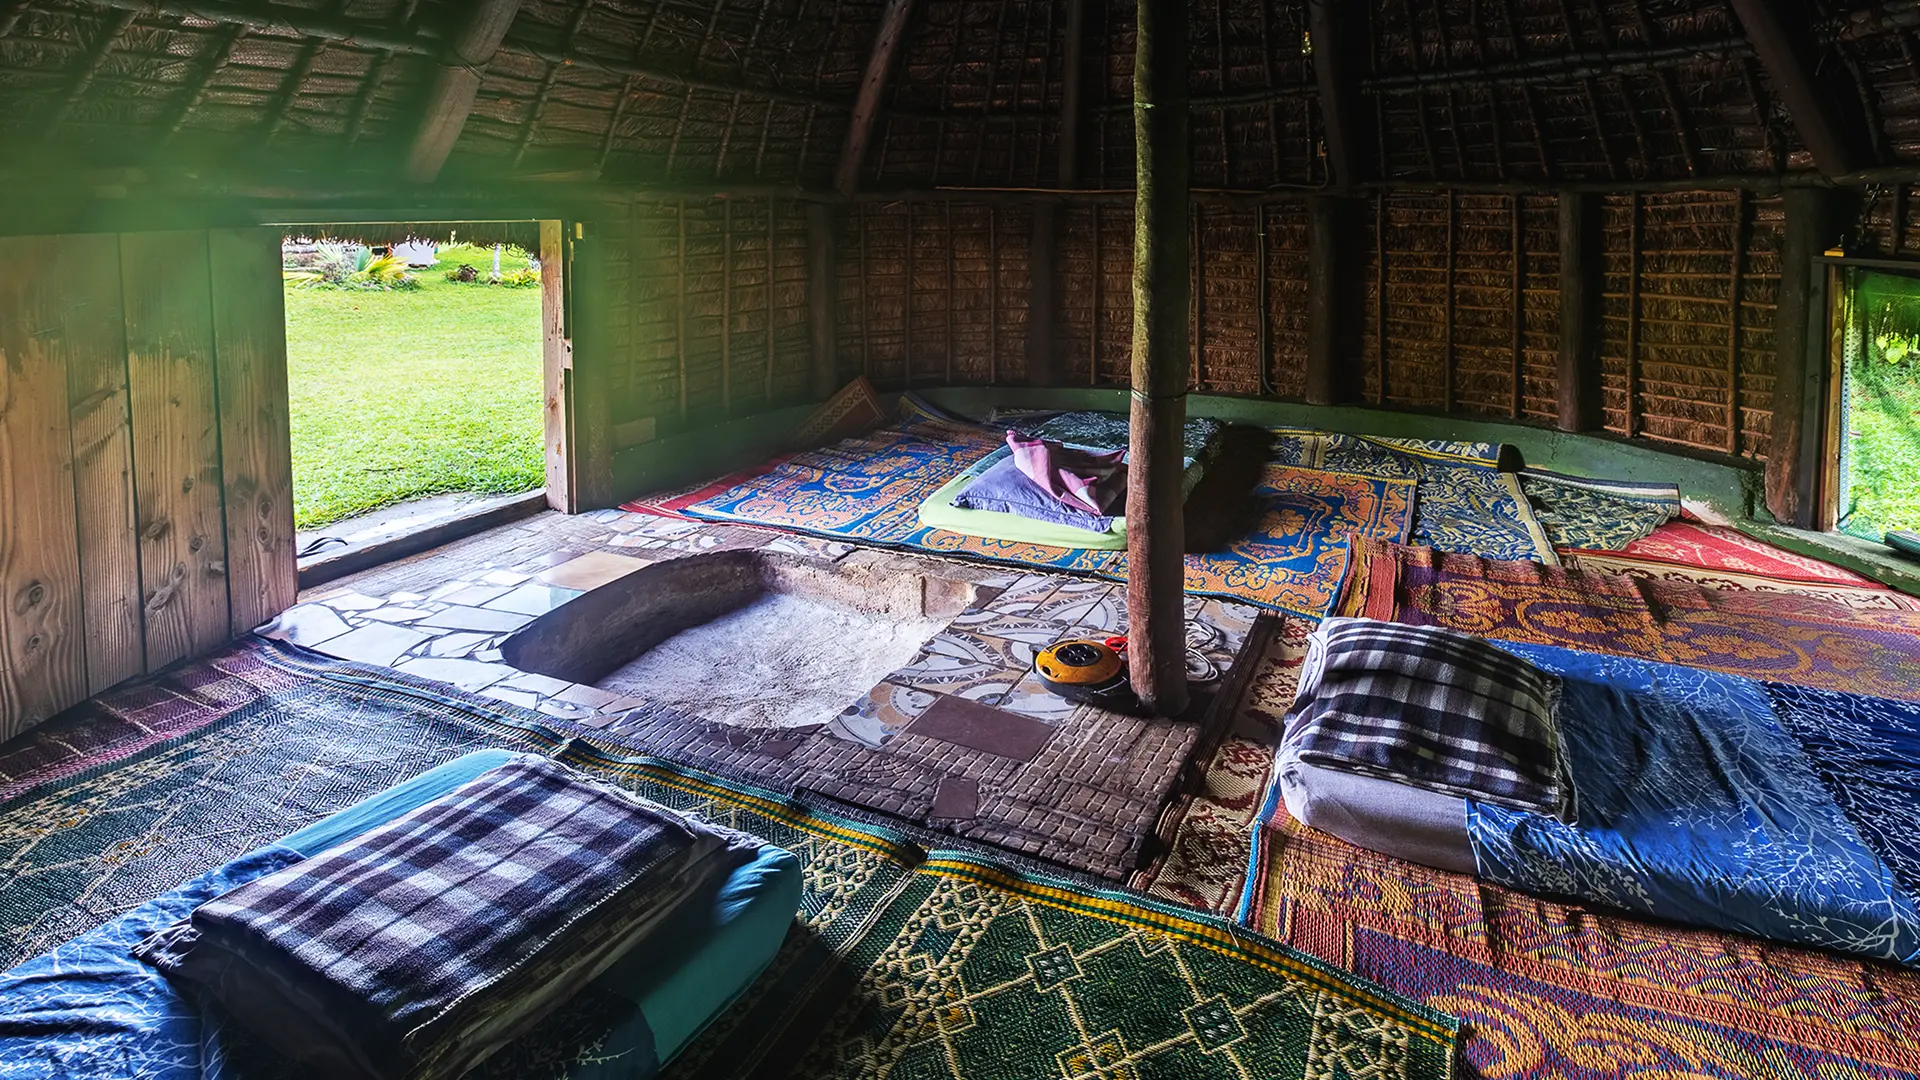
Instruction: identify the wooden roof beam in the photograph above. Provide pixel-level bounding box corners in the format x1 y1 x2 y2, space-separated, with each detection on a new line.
1306 0 1372 187
1727 0 1868 178
404 0 523 184
834 0 917 197
72 0 838 109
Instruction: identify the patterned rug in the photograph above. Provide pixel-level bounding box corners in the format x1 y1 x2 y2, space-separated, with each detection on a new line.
1130 619 1305 914
1562 551 1920 611
0 641 1460 1080
1569 520 1891 585
677 406 1415 618
1269 428 1554 564
1518 468 1681 551
1238 798 1920 1080
1337 538 1920 701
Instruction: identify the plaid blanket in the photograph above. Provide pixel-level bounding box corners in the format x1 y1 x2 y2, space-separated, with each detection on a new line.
135 754 754 1080
1285 618 1571 817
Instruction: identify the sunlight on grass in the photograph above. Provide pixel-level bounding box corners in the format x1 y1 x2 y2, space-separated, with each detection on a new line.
1841 270 1920 540
285 255 544 530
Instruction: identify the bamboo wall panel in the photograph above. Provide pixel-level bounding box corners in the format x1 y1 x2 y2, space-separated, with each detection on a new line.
0 235 91 737
1060 205 1131 386
0 228 292 739
613 197 814 442
1265 201 1309 400
1597 191 1769 458
839 203 1031 390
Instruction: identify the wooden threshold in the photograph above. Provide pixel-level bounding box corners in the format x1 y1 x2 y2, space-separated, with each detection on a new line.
295 490 551 593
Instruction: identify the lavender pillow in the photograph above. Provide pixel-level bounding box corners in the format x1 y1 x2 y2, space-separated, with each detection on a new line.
951 453 1118 533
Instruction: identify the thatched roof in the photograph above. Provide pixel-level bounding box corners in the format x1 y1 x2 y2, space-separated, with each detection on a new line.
3 0 1920 200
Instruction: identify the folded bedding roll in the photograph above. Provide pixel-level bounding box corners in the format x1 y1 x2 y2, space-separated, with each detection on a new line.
133 754 757 1080
952 452 1119 533
1284 617 1572 819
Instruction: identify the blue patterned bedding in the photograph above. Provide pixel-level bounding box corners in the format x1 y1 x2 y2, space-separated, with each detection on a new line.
0 752 802 1079
1469 642 1920 966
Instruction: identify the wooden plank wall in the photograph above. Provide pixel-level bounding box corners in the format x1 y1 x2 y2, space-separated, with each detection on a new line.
0 227 294 738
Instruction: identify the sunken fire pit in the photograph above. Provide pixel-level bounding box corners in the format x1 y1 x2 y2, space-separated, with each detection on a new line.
501 549 984 730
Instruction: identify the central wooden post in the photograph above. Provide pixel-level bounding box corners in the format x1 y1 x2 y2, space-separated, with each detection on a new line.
1126 0 1189 717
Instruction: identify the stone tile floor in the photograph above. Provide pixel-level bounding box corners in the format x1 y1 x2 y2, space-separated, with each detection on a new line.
270 508 1257 739
268 506 1268 879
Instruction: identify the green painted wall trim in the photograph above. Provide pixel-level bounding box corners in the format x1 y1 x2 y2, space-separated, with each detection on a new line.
607 401 816 504
602 386 1920 598
922 387 1764 519
1736 522 1920 596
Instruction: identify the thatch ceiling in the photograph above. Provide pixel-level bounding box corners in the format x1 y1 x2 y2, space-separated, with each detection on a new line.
0 0 1917 195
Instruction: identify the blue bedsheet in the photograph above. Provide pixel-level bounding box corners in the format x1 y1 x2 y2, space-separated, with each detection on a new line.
1467 643 1920 966
0 751 802 1078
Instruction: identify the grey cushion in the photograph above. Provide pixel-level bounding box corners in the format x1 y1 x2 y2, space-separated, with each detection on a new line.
1276 747 1477 875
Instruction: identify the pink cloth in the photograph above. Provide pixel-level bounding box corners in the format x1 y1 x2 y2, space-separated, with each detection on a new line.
1006 431 1127 515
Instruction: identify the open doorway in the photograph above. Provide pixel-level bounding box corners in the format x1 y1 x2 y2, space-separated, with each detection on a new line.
1833 266 1920 542
277 221 568 562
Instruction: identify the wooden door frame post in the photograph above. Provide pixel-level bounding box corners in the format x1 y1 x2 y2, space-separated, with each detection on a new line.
1767 187 1848 527
1126 0 1189 717
806 202 839 399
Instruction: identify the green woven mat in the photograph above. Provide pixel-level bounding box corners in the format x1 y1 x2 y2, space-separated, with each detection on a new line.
0 641 1457 1079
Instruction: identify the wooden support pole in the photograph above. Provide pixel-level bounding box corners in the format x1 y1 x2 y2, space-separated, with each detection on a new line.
1727 0 1869 179
1727 188 1747 455
1257 203 1273 395
1443 191 1456 413
1375 194 1388 401
1556 192 1604 432
721 199 733 414
677 202 689 419
944 201 954 383
404 0 523 183
1028 204 1058 385
766 201 777 404
1091 208 1103 384
1126 0 1189 718
1625 193 1641 438
1766 187 1846 526
835 0 917 196
1511 195 1526 418
1306 195 1360 405
988 208 999 383
1305 0 1371 187
806 202 838 399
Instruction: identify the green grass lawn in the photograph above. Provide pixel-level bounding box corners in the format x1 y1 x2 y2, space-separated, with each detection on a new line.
285 246 545 530
1844 367 1920 539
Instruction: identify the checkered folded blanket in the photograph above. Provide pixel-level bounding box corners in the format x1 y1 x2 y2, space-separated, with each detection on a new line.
1285 618 1572 818
134 754 756 1080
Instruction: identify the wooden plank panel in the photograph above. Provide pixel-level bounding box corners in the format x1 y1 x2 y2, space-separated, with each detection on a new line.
541 219 573 512
209 228 295 635
61 233 143 694
122 230 229 669
0 235 92 737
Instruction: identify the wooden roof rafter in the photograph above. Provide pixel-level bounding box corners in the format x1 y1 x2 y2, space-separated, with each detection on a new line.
513 0 597 165
345 0 421 146
160 20 242 139
40 6 135 141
